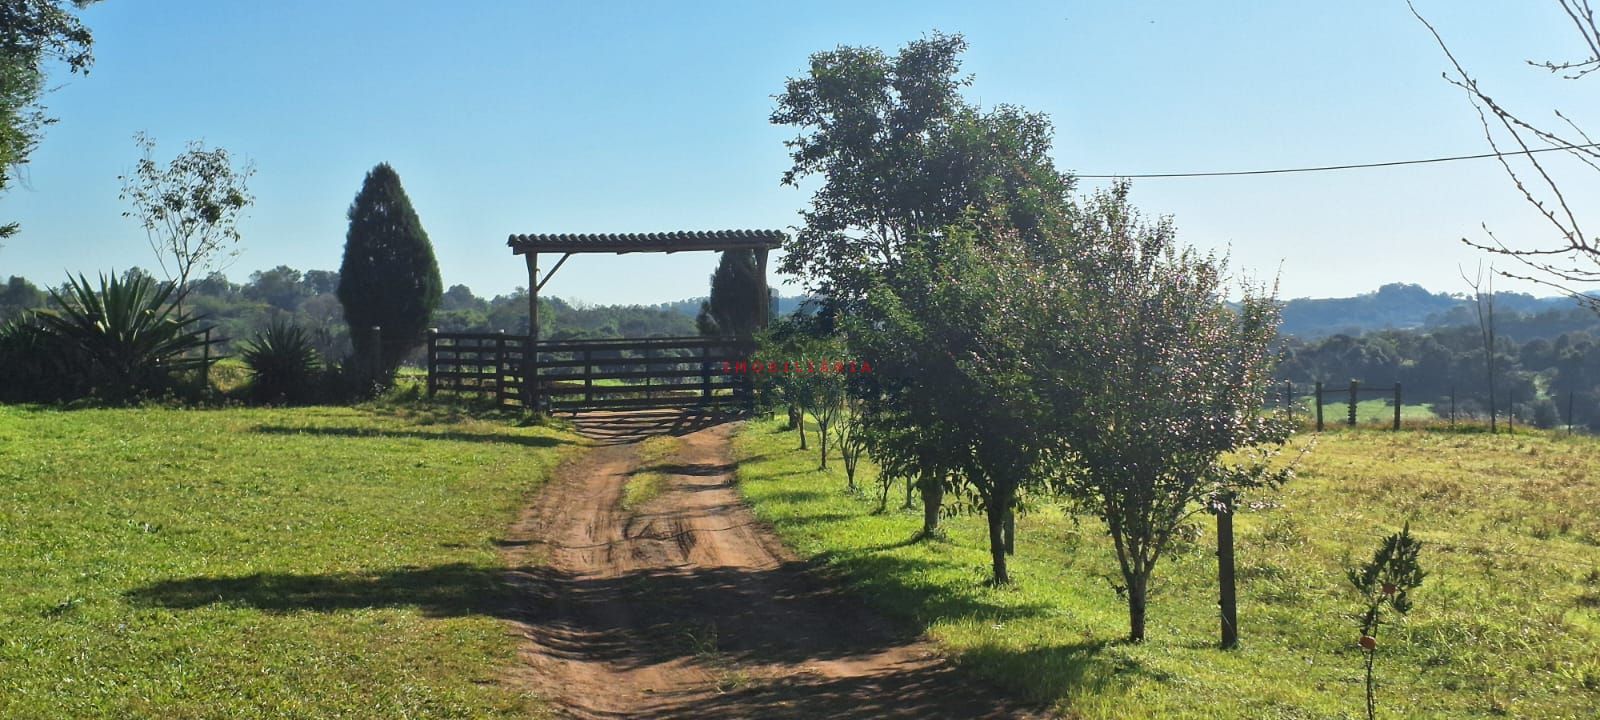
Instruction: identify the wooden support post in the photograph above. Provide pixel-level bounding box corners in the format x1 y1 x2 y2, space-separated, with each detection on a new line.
426 328 438 397
584 349 593 406
1570 390 1576 436
1315 381 1324 431
1508 389 1515 435
1450 385 1457 427
1393 383 1402 431
1348 380 1359 427
524 253 538 411
756 247 771 328
1218 491 1238 649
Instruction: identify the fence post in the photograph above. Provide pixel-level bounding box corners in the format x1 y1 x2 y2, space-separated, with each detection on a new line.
493 330 506 402
1348 380 1359 427
1315 381 1324 431
1450 385 1457 427
201 327 212 393
1508 389 1515 435
1284 381 1294 425
1217 491 1238 650
701 349 712 404
1393 383 1402 431
1570 390 1576 436
426 328 438 397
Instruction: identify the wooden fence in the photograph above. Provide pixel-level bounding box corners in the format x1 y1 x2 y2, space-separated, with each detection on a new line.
1268 380 1405 431
426 331 754 412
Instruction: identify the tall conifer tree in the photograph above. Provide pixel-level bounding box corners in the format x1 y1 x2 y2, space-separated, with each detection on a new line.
336 163 442 375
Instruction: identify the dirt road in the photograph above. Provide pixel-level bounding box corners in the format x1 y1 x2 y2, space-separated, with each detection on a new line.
497 410 1035 719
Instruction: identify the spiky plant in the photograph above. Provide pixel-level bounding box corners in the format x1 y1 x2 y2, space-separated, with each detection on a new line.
35 273 213 400
240 319 321 404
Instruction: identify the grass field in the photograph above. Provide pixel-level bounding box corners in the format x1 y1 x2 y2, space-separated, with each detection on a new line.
0 401 578 719
733 419 1600 719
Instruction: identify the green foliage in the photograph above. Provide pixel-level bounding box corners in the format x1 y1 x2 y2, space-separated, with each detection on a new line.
25 272 214 402
337 163 443 377
1025 183 1293 640
1349 522 1427 720
697 249 765 338
240 319 321 404
733 419 1600 718
118 132 256 301
771 31 1073 308
0 0 96 240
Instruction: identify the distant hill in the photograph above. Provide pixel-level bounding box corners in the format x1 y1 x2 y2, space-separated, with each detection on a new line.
656 294 813 319
1278 283 1578 339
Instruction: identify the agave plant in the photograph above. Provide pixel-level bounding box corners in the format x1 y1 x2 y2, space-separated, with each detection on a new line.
240 319 321 403
35 272 213 399
0 312 77 402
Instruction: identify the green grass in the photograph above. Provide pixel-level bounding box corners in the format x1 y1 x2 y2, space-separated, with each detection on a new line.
1301 397 1437 426
622 436 680 510
733 418 1600 719
0 401 579 718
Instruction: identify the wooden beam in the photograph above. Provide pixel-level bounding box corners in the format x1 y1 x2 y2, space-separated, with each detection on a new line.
535 252 573 293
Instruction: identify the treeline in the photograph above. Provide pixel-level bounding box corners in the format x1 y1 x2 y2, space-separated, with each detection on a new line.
0 267 701 362
1276 318 1600 429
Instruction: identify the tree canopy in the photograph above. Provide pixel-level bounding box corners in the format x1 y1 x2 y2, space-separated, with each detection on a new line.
337 163 442 376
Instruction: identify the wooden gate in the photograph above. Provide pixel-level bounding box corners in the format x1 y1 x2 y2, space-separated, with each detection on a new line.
428 332 754 412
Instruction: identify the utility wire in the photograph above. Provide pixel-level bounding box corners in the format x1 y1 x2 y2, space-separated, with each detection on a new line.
1076 143 1600 179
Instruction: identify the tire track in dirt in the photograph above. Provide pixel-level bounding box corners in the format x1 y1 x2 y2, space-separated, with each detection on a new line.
497 411 1041 719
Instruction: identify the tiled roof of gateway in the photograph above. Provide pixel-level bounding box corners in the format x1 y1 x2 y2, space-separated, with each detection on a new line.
507 229 786 254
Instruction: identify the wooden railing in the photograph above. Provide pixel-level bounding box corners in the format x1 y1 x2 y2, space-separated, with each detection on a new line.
427 331 754 412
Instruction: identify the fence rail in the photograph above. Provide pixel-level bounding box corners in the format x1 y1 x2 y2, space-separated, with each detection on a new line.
426 330 755 412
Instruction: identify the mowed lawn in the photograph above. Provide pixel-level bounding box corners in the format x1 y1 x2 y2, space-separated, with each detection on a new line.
0 403 578 719
733 419 1600 719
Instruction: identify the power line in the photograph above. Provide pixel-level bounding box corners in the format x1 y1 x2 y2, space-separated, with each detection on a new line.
1076 143 1600 179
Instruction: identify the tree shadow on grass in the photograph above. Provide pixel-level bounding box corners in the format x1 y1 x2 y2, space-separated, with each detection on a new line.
126 556 1117 716
252 424 572 448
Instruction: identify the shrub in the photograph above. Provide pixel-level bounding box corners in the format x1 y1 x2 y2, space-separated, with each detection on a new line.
239 319 321 404
8 273 214 403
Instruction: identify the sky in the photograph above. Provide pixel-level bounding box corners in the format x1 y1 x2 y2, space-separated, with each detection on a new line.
2 0 1597 305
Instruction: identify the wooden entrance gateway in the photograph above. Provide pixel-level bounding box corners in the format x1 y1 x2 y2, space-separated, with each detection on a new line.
425 230 784 412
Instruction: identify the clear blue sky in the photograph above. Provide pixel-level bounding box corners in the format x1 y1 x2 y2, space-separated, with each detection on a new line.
2 0 1596 305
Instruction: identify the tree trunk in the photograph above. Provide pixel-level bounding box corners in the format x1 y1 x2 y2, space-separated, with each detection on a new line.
797 414 807 450
1128 572 1148 642
1003 507 1016 556
919 475 943 536
987 505 1010 585
817 421 829 470
786 405 801 430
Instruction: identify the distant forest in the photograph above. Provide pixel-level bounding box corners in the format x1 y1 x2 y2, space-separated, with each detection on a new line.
7 269 1600 428
0 267 809 362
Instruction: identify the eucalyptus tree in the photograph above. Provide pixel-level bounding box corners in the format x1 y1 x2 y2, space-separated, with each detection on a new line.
773 32 1073 541
1 0 97 240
